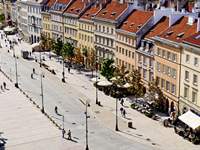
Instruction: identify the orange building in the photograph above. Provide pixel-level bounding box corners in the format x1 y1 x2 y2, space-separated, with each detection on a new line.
153 16 198 113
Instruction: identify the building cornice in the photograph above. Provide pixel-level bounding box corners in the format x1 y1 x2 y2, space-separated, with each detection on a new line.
153 36 181 49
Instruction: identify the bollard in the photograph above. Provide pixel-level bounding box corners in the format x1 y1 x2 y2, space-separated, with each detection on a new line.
128 122 133 128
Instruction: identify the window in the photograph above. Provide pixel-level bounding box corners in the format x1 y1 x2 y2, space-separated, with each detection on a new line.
132 52 134 59
167 66 171 76
157 62 160 72
193 74 198 85
171 68 176 79
172 53 177 62
185 71 189 81
143 57 147 65
161 79 165 89
143 69 147 80
122 48 124 54
194 57 198 66
184 87 189 98
171 84 176 95
125 50 128 56
186 54 190 63
162 50 166 58
138 54 142 63
157 48 161 56
116 46 118 52
167 52 171 60
192 91 197 103
166 81 170 91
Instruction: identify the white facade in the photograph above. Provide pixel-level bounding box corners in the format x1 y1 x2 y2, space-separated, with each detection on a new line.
27 0 43 44
17 0 29 42
180 44 200 114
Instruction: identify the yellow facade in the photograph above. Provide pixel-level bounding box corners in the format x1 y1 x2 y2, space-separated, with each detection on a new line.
63 16 78 46
42 12 51 38
78 20 95 53
115 32 136 71
154 41 181 111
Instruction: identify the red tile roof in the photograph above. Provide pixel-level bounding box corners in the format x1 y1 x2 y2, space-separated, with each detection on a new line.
145 16 169 39
64 0 88 15
57 0 70 3
119 10 153 33
96 0 128 21
159 17 197 43
183 32 200 47
81 5 101 20
47 0 56 7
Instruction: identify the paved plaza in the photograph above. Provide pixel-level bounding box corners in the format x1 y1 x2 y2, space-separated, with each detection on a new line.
0 33 200 150
0 72 84 150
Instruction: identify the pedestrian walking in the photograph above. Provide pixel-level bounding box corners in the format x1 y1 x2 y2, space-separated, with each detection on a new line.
122 109 126 118
68 67 70 73
120 99 124 106
31 73 33 79
120 107 123 115
0 85 3 91
62 129 66 138
3 82 6 89
33 68 35 74
67 129 72 140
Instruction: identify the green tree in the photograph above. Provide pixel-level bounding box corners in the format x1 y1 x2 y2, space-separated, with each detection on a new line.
148 80 166 112
128 69 146 98
62 42 75 63
40 33 48 51
0 13 5 23
52 38 63 56
100 58 115 80
82 47 88 68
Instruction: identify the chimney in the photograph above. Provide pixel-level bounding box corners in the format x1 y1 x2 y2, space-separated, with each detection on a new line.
197 18 200 32
188 16 195 25
119 0 124 4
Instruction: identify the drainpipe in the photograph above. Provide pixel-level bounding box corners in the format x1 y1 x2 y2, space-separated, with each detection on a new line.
178 46 182 116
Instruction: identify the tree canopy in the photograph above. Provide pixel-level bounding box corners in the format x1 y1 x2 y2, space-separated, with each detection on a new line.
100 58 115 80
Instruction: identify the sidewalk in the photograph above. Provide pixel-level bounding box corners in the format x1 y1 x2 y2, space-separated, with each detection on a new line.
41 56 200 150
0 72 84 150
2 33 200 150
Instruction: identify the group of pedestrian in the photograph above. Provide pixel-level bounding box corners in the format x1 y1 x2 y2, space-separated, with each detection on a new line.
62 129 72 140
0 82 7 93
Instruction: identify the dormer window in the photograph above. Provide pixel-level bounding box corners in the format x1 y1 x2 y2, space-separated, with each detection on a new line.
76 9 80 13
124 21 128 25
71 8 74 11
137 24 142 29
86 13 89 16
177 32 184 38
102 11 107 15
166 31 174 35
130 23 134 27
111 12 116 16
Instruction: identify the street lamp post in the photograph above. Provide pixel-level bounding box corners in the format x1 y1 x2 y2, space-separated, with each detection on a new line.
115 97 119 131
13 49 19 88
62 59 65 82
40 73 45 113
95 47 99 105
85 100 90 150
39 52 42 67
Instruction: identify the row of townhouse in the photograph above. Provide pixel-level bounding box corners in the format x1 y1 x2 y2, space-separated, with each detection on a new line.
9 0 200 115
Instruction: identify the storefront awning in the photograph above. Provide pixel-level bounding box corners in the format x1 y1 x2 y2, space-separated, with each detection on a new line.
178 110 200 130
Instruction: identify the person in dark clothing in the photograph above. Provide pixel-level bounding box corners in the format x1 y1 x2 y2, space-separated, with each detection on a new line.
3 82 6 89
122 109 126 118
120 99 124 106
67 130 72 140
